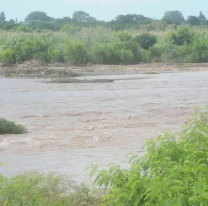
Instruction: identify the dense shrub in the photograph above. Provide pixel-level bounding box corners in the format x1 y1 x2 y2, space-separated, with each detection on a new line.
150 42 180 63
1 34 54 65
89 106 208 206
116 30 132 42
90 44 119 64
64 39 88 64
90 41 146 65
134 33 157 50
0 49 16 65
0 171 103 206
169 27 194 46
0 26 208 65
179 35 208 63
0 118 27 134
48 45 64 63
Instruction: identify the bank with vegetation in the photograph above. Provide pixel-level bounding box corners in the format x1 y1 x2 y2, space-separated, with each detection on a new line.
0 10 208 66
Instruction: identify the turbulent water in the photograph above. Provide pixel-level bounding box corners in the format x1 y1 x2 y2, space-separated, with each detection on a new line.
1 71 208 182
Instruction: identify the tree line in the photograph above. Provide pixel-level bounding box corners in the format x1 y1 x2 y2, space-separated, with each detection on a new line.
0 10 207 31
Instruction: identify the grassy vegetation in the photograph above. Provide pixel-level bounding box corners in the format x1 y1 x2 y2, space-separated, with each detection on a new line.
0 171 104 206
0 118 27 134
0 25 208 66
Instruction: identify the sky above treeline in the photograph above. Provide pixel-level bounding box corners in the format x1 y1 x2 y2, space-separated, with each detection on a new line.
0 0 207 22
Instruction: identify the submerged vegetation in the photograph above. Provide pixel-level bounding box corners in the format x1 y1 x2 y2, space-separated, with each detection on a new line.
1 106 208 205
0 118 27 134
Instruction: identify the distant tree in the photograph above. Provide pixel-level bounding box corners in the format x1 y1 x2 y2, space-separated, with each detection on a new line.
187 16 200 26
8 19 15 24
162 10 185 24
25 11 53 22
115 14 152 24
198 11 206 24
0 11 6 24
72 11 96 22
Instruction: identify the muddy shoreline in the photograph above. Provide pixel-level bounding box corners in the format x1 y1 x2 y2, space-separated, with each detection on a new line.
1 63 208 79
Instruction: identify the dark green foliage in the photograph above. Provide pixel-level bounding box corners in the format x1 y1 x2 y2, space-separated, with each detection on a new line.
198 12 206 24
25 11 54 22
0 11 6 25
1 34 54 65
72 11 96 23
116 30 132 42
179 35 208 63
134 33 157 50
90 41 146 65
33 52 50 64
89 106 208 205
64 39 88 64
163 10 185 24
187 16 200 26
169 27 194 46
0 118 27 134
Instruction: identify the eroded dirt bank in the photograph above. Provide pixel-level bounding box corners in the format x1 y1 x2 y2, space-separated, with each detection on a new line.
1 62 208 79
1 70 208 182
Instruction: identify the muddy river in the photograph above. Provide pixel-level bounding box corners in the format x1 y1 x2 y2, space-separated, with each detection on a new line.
1 71 208 182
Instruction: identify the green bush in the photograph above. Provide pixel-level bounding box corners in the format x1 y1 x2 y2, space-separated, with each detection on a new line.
0 171 104 206
157 42 180 62
1 34 54 65
12 25 33 32
0 118 27 134
134 33 157 50
90 41 148 65
48 46 64 63
119 49 134 64
178 35 208 63
90 43 119 64
149 46 162 62
116 30 132 42
0 49 16 65
69 184 103 206
169 27 194 46
0 171 72 206
89 106 208 206
64 39 88 64
33 52 50 64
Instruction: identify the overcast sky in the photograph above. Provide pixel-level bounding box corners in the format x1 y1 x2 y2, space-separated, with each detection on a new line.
0 0 207 22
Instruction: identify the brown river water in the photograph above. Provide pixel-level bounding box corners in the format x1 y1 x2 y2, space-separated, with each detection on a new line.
0 71 208 183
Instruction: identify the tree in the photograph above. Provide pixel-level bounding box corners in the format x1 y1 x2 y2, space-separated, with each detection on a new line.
198 11 206 24
8 19 15 24
162 10 185 24
25 11 53 22
134 33 157 49
0 11 6 25
187 16 200 26
72 11 96 22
